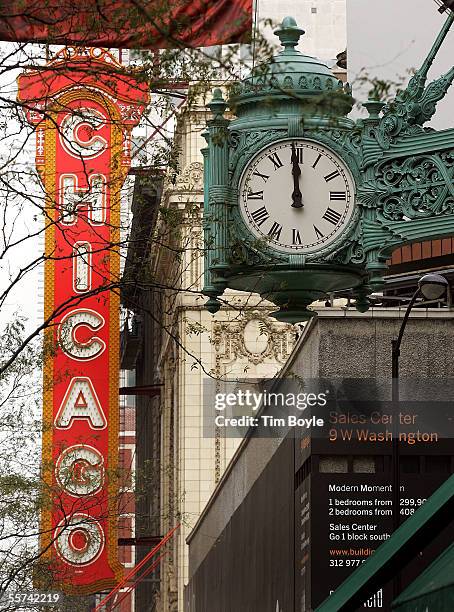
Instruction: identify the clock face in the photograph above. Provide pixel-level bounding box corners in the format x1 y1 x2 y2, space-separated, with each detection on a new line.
238 139 356 254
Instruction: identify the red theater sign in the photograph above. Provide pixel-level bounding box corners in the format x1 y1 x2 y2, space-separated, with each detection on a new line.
18 47 149 593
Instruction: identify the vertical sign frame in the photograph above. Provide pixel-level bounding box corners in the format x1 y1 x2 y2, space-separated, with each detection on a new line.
18 47 149 594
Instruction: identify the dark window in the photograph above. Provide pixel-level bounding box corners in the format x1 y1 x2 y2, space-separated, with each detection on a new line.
353 456 375 473
319 456 348 473
425 455 451 473
374 455 385 473
400 456 420 474
295 458 312 488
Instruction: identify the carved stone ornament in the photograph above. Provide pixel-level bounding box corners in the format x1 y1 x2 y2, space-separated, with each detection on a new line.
213 311 295 367
175 161 204 191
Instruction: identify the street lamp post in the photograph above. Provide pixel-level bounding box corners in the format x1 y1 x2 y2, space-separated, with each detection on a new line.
391 272 448 597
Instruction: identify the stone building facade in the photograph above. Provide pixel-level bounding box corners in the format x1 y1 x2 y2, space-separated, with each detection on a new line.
121 3 350 609
150 102 295 611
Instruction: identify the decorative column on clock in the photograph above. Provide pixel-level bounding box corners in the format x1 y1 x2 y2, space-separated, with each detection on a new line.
204 89 231 313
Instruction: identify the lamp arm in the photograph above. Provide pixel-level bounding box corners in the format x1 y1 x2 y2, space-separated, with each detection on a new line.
391 288 420 378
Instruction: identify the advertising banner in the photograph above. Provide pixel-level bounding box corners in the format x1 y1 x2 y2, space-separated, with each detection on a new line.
17 47 149 593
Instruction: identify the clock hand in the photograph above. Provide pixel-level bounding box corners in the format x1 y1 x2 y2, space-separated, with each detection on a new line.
291 141 303 208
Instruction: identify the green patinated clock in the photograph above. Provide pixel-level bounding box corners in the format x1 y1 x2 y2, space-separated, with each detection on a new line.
202 15 454 323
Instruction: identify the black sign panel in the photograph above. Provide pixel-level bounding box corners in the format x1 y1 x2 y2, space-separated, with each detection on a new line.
186 438 295 612
301 457 454 610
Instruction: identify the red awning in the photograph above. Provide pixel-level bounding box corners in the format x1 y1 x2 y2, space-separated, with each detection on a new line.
0 0 252 49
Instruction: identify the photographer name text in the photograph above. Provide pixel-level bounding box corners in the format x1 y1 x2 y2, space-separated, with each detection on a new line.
215 414 324 428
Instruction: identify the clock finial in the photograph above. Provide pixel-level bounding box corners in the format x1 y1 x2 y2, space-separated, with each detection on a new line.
274 16 305 52
208 88 227 120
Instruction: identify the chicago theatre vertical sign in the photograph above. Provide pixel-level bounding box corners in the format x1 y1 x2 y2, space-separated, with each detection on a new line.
18 47 149 593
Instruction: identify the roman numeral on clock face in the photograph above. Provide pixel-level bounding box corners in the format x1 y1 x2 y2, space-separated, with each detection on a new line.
330 191 346 201
324 169 340 182
313 225 324 240
295 147 304 164
268 152 283 170
312 153 322 169
247 190 264 200
268 222 282 240
251 206 269 226
292 229 302 245
252 170 269 183
322 207 342 225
